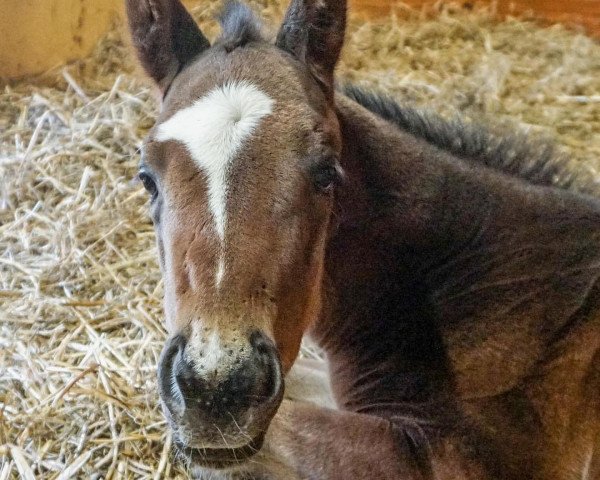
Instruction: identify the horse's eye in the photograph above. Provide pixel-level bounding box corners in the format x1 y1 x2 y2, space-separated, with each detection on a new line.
313 163 340 193
139 171 158 199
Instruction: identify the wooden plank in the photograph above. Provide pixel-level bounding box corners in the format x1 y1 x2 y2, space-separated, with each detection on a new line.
0 0 197 79
0 0 122 79
350 0 600 38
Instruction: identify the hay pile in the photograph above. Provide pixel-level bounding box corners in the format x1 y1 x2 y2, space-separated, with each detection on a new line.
1 1 599 478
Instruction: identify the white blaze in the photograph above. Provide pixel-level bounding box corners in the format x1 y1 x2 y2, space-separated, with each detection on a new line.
156 81 274 284
201 331 223 373
581 447 593 480
215 258 225 287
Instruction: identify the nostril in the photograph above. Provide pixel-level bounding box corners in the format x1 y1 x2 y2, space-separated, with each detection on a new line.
158 335 186 413
250 329 272 355
174 354 204 401
249 331 283 403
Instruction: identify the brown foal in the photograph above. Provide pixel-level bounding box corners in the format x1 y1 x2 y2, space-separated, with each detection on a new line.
125 0 600 478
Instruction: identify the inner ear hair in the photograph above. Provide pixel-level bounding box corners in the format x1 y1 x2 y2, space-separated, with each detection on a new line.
276 0 347 98
125 0 210 92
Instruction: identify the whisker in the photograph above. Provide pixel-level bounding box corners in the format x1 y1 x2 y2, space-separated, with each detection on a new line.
227 412 253 442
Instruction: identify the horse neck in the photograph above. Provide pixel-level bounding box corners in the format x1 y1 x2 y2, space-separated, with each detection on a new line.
327 93 484 276
329 94 453 250
311 94 600 413
311 94 470 411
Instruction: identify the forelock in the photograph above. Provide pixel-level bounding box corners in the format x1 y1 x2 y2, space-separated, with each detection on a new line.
217 0 264 50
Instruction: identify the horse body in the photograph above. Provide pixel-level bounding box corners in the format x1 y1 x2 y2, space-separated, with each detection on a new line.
307 93 600 478
124 0 600 478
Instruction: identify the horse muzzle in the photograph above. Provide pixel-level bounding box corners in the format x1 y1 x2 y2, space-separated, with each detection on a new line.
157 329 284 469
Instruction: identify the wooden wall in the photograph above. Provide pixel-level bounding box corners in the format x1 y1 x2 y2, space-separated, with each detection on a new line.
0 0 209 79
351 0 600 38
0 0 122 80
1 0 599 79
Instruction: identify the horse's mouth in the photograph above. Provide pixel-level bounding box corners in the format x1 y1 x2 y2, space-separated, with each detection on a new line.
175 434 265 470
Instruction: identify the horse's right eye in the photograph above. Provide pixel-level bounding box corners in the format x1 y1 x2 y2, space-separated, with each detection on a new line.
139 171 158 199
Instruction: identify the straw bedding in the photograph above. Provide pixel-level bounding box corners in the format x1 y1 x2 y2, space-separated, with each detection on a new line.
1 1 599 478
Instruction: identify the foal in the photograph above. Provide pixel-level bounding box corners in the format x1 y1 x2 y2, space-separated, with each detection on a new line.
126 0 600 478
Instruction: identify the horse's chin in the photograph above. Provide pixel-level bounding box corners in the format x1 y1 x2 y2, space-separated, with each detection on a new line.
176 432 265 473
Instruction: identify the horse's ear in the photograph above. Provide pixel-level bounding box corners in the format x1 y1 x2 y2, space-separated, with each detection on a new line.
275 0 347 99
125 0 210 92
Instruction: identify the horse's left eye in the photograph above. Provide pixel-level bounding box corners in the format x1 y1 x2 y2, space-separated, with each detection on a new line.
313 163 340 193
139 171 158 199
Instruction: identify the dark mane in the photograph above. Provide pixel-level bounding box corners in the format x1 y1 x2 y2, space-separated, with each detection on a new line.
217 0 264 51
342 84 591 193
